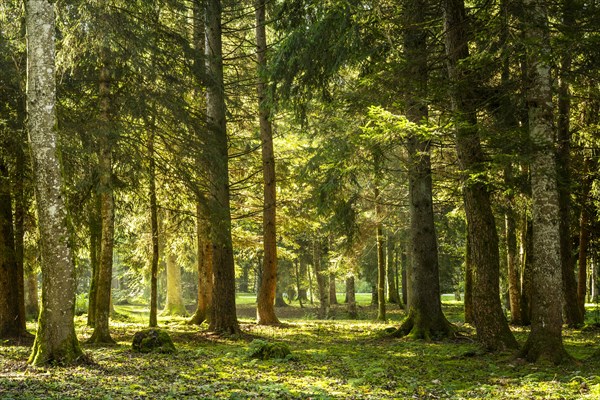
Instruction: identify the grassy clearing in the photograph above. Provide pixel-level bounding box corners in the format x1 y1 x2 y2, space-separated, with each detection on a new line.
2 298 600 399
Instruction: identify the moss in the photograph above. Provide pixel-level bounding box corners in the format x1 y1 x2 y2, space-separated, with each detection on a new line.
132 329 176 354
247 339 292 360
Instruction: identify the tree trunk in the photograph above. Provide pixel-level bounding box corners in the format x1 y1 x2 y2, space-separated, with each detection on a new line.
205 0 239 335
89 51 116 345
519 0 570 363
0 159 21 338
401 248 408 307
189 201 213 325
87 194 101 327
397 0 453 340
375 183 386 321
148 133 159 327
13 143 28 335
329 272 338 305
387 232 400 304
577 157 595 316
505 200 522 325
314 238 329 319
25 267 39 318
556 0 583 328
464 232 474 324
443 0 517 351
255 0 280 326
346 274 358 319
520 216 533 325
163 215 188 317
26 0 83 364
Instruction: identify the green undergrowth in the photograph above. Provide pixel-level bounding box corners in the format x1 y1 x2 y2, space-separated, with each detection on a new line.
2 304 600 399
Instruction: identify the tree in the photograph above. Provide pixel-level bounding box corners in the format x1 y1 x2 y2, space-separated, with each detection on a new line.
519 0 571 363
26 0 83 365
255 0 281 326
396 0 453 340
443 0 517 351
205 0 240 334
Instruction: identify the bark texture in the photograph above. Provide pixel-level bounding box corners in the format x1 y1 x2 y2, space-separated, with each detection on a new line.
255 0 280 325
26 0 83 365
375 184 386 321
149 133 159 327
89 51 116 345
397 0 453 340
444 0 517 351
519 0 570 363
206 0 239 334
189 201 213 325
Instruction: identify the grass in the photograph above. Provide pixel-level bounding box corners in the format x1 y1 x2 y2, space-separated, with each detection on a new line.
2 297 600 399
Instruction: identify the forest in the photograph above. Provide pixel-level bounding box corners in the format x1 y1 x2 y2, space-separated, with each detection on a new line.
2 0 600 398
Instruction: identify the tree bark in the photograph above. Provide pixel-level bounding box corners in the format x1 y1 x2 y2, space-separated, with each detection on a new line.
387 232 400 304
87 193 101 327
13 142 29 335
520 216 533 325
189 201 213 325
205 0 239 334
148 133 159 327
163 213 188 317
519 0 571 363
577 157 595 316
314 238 329 319
255 0 280 326
375 183 386 321
26 0 83 364
89 49 116 345
329 272 338 305
346 274 358 319
556 0 583 327
505 198 522 324
397 0 453 340
444 0 517 351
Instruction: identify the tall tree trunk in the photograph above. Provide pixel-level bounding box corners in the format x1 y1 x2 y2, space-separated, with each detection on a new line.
294 260 304 308
89 51 116 345
505 165 522 325
444 0 517 351
346 274 358 319
577 156 595 316
464 233 474 324
148 133 159 327
25 266 39 318
87 193 101 327
163 213 188 317
397 0 452 339
519 0 570 363
557 0 583 327
329 272 338 305
314 238 329 319
205 0 239 334
255 0 280 326
520 216 533 325
13 142 28 335
26 0 83 364
401 247 408 307
375 183 386 321
0 159 21 338
387 232 400 304
189 201 213 325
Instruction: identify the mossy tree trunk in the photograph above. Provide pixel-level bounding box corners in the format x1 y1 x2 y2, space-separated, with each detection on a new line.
26 0 83 364
189 201 213 325
205 0 239 335
375 181 386 321
397 0 453 340
89 47 116 345
444 0 517 351
255 0 280 326
387 232 400 304
163 213 188 317
519 0 571 363
87 193 101 327
313 238 329 319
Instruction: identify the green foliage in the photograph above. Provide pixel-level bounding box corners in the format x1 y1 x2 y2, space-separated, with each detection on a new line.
247 339 293 361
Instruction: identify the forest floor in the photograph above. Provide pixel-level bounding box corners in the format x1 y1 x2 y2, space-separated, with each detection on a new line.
2 296 600 399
